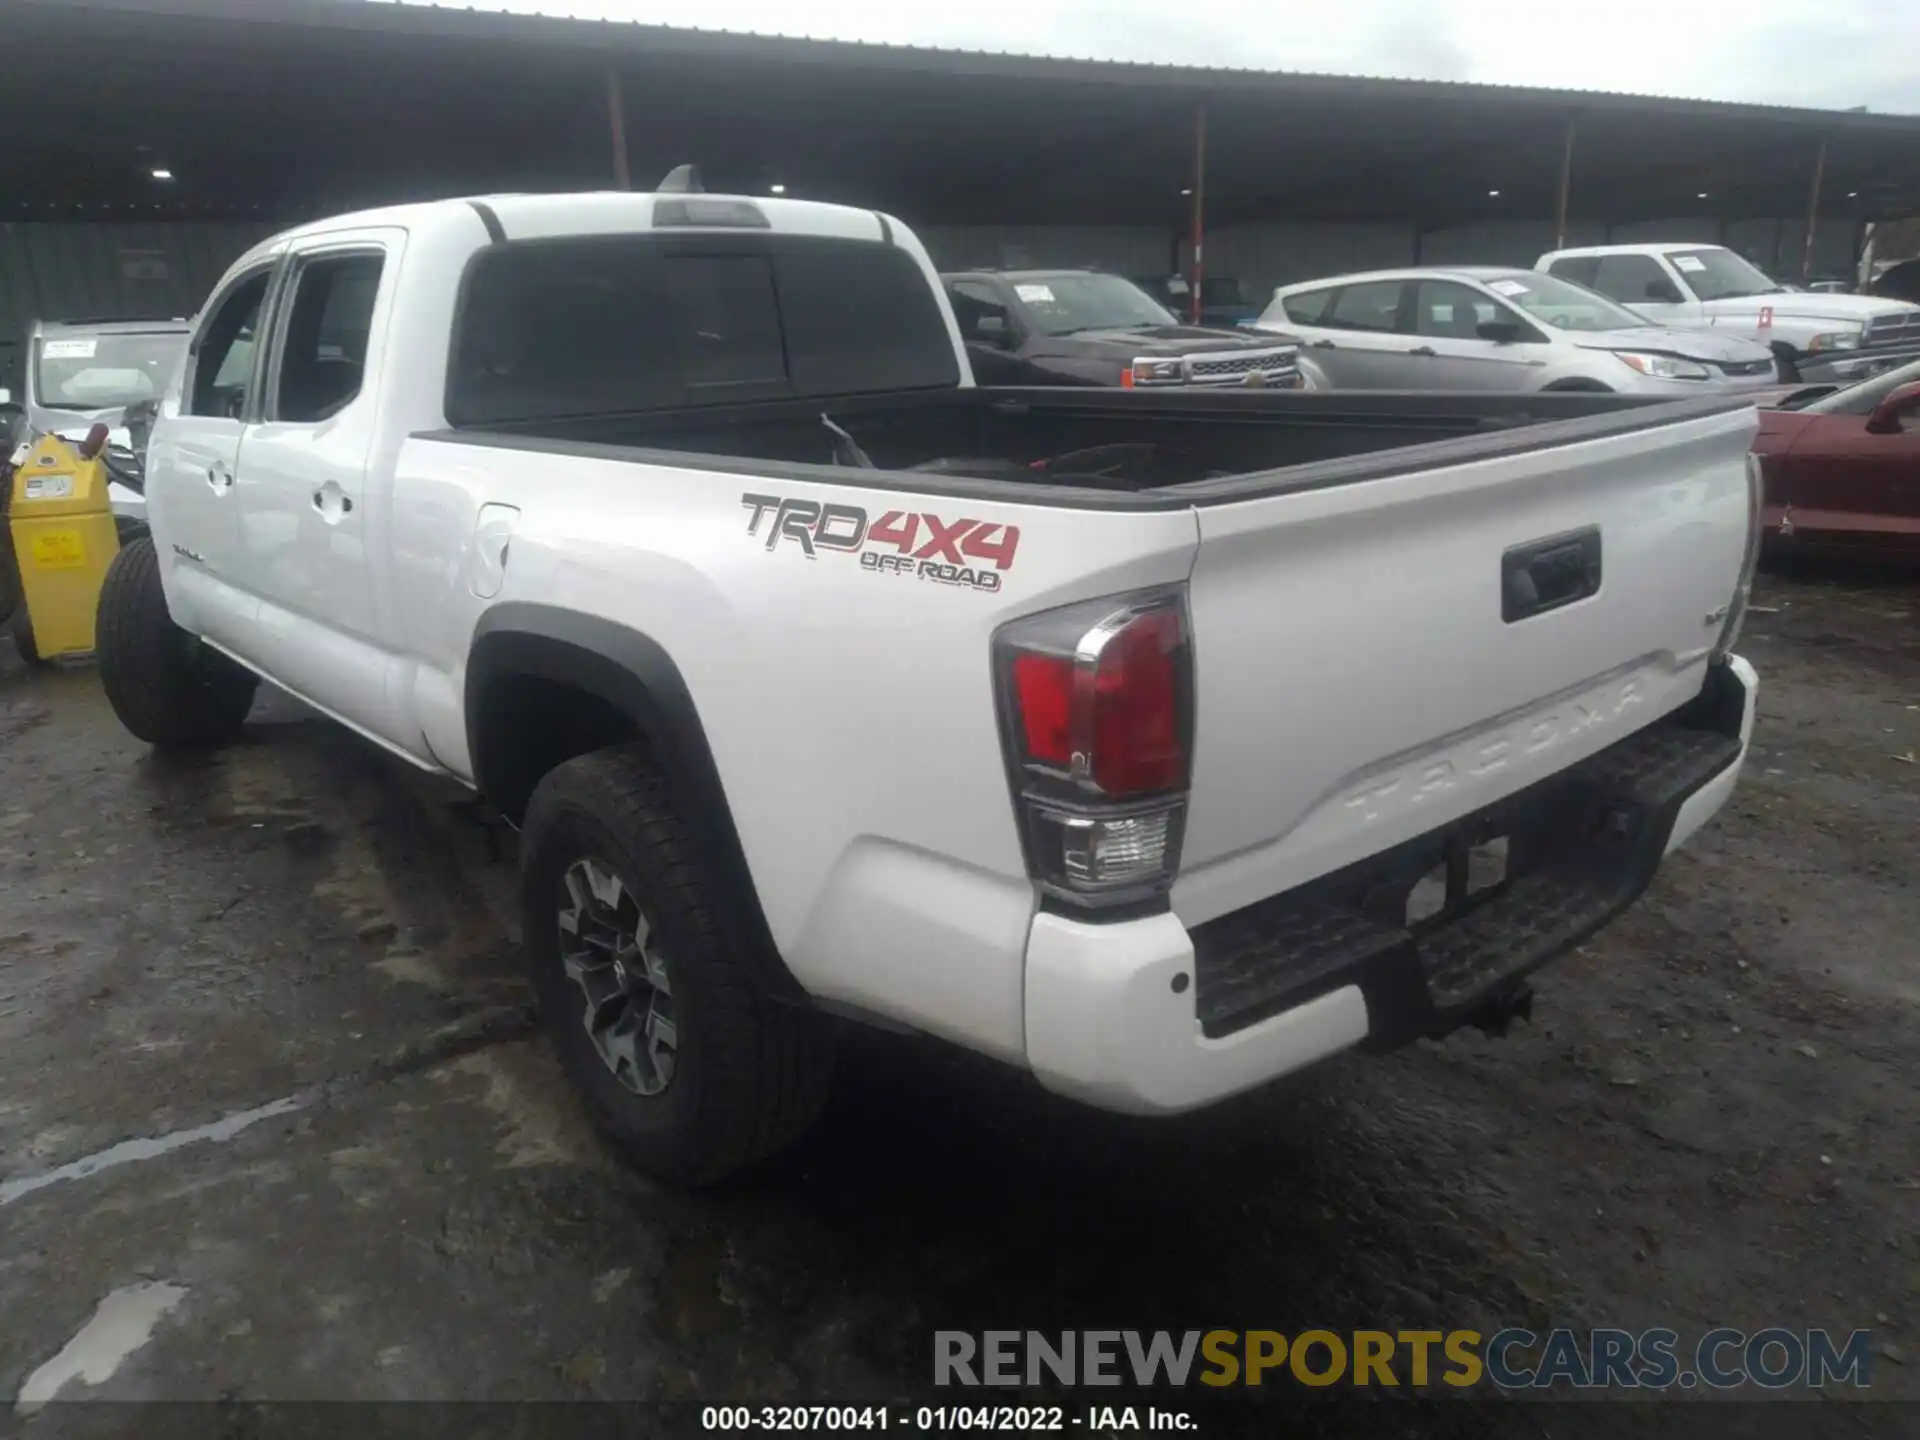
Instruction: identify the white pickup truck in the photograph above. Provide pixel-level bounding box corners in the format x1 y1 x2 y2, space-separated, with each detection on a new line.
96 187 1762 1184
1537 243 1920 385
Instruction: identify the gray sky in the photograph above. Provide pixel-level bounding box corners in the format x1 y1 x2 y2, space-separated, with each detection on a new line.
396 0 1920 113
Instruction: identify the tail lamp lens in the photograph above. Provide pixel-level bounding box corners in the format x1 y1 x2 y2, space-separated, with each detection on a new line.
994 589 1193 910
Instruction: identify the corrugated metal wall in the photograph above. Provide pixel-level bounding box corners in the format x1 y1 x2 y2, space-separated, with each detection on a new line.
918 225 1173 277
1190 224 1413 300
0 222 274 389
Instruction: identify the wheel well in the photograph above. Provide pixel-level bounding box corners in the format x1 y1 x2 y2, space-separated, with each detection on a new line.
470 673 643 823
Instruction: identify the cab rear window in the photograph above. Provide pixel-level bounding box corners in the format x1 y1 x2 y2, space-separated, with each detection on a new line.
446 234 959 427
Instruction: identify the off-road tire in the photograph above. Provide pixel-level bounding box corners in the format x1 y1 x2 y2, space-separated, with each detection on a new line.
521 745 835 1185
96 537 258 748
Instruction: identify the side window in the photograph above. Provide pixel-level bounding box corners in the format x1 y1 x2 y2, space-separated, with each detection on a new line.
1281 288 1334 326
1546 256 1599 288
273 251 385 423
1411 280 1501 339
188 270 272 419
1589 255 1679 305
1323 281 1406 333
948 281 1013 345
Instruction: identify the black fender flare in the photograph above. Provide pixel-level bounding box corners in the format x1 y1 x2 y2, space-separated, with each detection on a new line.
466 604 806 1003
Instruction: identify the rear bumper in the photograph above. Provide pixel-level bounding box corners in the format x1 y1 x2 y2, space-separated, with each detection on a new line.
1023 655 1757 1114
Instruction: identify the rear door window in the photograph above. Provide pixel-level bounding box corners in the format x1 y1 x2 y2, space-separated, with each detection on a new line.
1323 281 1407 333
1587 255 1678 305
1545 256 1600 288
1280 288 1335 326
448 236 959 427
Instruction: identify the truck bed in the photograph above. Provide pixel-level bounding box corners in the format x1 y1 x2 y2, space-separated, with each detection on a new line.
426 385 1753 504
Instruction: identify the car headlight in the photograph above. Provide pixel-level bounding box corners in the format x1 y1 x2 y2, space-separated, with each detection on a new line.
1614 351 1710 381
1126 358 1186 387
1806 328 1865 353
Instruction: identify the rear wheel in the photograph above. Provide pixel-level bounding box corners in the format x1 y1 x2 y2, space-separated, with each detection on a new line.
96 537 258 748
520 745 835 1185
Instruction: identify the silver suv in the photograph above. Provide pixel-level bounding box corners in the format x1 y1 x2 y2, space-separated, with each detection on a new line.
1252 267 1781 395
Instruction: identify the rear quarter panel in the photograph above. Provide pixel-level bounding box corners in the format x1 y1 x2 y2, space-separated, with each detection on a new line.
392 438 1198 1060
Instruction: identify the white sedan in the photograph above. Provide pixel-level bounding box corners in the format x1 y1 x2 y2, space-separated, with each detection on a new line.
1251 266 1782 395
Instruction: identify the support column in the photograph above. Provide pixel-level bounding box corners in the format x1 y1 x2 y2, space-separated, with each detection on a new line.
1800 137 1827 281
1553 116 1577 250
1189 100 1207 325
606 68 632 191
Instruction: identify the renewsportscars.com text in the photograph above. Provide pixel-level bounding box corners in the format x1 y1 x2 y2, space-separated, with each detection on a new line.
934 1328 1876 1391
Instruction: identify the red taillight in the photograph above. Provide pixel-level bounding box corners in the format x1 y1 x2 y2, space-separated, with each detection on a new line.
1090 607 1182 795
994 590 1193 909
1013 653 1073 768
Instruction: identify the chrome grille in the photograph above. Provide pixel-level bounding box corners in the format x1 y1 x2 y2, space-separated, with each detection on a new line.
1863 312 1920 348
1186 348 1299 383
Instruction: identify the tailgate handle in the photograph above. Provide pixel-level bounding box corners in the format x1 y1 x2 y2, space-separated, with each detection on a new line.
1502 526 1601 622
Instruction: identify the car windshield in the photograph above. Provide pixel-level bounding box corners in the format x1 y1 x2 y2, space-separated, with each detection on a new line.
35 331 186 411
1801 357 1920 415
1009 274 1178 336
1482 272 1648 332
1665 247 1785 302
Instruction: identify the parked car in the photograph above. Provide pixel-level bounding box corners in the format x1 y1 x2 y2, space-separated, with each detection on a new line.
95 186 1759 1184
1754 357 1920 560
1252 266 1780 394
1535 244 1920 385
14 317 194 535
943 269 1314 389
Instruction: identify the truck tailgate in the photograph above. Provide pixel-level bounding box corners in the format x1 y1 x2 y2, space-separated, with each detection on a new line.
1174 404 1756 931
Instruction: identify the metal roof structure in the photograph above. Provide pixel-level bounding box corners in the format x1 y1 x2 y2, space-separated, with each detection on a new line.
3 0 1917 230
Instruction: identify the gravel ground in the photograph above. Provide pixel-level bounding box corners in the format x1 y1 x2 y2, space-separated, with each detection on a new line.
0 566 1914 1437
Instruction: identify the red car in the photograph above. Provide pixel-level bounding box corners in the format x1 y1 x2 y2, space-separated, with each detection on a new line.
1756 359 1920 559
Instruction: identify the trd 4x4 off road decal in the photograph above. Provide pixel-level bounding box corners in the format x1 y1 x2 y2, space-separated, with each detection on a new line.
741 494 1019 593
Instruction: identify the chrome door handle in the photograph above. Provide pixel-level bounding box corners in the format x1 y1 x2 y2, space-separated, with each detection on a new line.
207 463 233 493
1408 345 1437 357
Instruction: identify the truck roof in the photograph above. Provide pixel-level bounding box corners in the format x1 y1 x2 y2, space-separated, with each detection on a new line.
32 317 193 336
1538 241 1728 261
1273 265 1540 291
238 191 901 272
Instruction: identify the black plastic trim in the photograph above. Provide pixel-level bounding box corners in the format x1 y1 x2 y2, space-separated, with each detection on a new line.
417 387 1757 515
1189 662 1751 1046
467 200 506 244
466 604 806 1003
874 212 893 245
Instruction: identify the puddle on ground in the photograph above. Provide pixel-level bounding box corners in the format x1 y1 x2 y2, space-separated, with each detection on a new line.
16 1280 189 1412
0 1094 309 1208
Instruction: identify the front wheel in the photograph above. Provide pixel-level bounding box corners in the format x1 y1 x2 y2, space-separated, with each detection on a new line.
520 745 835 1185
96 537 258 748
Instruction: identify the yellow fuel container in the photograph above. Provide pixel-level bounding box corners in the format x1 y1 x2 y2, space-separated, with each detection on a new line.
8 430 121 659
